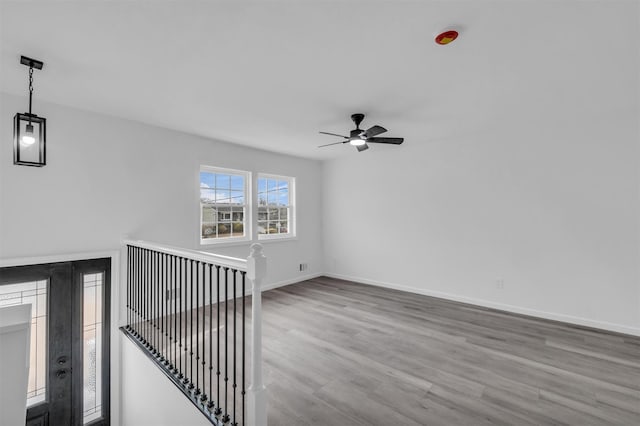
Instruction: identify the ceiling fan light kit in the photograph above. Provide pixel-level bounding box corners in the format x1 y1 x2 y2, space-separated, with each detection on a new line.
318 113 404 153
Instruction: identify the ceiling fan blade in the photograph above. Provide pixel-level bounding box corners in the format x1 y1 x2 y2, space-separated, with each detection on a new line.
319 131 349 139
361 125 387 138
356 143 369 152
367 137 404 145
318 141 347 148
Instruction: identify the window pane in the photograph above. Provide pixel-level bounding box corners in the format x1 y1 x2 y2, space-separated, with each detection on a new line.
278 191 289 206
279 221 288 233
267 179 277 192
215 190 230 204
218 223 231 236
202 205 216 223
267 191 277 205
83 273 103 424
257 178 267 195
278 180 288 192
200 172 214 188
200 188 215 203
215 174 230 189
230 175 244 190
202 224 216 239
231 209 244 222
232 222 244 236
0 281 48 407
257 221 267 234
268 208 279 220
265 222 274 234
230 190 244 204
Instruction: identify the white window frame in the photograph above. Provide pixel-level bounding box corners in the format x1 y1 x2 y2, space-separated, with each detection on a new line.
199 166 251 246
257 173 296 241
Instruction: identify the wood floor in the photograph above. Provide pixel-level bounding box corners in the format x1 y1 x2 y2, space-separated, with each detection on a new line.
259 276 640 425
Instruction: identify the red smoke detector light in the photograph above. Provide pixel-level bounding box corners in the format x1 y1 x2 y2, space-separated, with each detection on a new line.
435 30 458 45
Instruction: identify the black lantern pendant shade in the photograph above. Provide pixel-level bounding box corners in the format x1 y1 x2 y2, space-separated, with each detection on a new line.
14 56 46 167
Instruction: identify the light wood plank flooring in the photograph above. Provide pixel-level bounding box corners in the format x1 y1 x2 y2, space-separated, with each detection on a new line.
259 276 640 425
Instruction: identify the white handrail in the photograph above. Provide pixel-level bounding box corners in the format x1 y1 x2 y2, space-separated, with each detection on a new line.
123 239 247 271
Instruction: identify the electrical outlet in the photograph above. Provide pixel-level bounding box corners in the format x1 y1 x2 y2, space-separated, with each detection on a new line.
299 263 308 272
496 279 505 290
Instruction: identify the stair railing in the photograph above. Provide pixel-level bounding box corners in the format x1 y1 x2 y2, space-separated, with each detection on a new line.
121 239 267 426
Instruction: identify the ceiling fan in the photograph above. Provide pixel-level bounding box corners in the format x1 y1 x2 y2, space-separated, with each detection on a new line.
318 113 404 152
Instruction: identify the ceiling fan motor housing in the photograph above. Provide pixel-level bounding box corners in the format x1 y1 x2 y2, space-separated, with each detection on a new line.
351 113 365 128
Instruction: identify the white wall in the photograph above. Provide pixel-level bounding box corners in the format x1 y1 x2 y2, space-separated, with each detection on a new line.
322 118 639 335
0 92 323 287
322 5 640 335
121 335 210 426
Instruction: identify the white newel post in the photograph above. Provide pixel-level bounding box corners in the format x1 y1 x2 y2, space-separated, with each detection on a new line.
247 243 267 426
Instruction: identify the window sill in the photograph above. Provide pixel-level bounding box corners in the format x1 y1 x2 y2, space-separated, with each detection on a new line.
199 235 297 249
257 235 297 244
200 237 252 248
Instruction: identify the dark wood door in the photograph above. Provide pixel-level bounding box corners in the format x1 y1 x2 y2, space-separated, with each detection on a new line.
0 258 110 426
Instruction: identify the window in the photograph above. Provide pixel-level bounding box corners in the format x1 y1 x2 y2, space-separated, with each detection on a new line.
83 272 104 424
257 174 295 239
200 166 249 244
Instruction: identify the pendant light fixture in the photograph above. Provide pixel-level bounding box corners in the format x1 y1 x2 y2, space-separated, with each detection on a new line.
14 56 46 167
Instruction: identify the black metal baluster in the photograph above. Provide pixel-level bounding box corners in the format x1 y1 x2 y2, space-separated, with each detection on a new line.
166 254 171 366
144 249 149 348
140 248 144 343
167 254 172 369
207 264 214 412
173 256 178 374
215 265 222 417
161 253 167 363
188 259 194 390
129 246 132 331
223 267 230 423
233 269 237 425
151 251 155 353
135 247 139 338
162 254 166 360
126 246 131 330
242 271 246 426
195 261 201 396
142 249 146 346
164 253 169 363
201 262 208 404
155 250 160 356
151 251 160 357
149 250 153 351
157 251 161 358
178 257 184 380
140 247 144 340
135 247 140 338
183 258 189 386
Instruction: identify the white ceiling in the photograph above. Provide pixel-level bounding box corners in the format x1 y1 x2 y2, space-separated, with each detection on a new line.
1 1 638 159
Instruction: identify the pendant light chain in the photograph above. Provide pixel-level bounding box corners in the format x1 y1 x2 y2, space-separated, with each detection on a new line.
28 66 34 115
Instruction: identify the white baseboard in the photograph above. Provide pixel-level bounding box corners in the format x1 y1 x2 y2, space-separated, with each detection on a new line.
262 273 323 292
324 273 640 337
